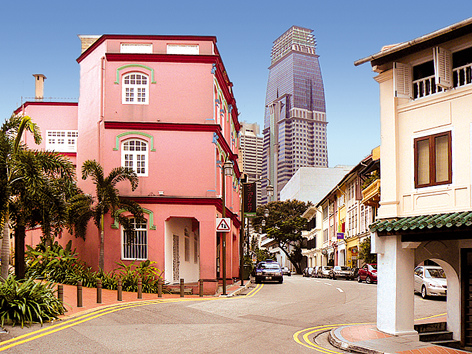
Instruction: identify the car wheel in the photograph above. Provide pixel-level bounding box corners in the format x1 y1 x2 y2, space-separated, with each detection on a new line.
255 277 261 284
288 273 291 277
279 279 283 284
421 286 428 299
366 276 372 284
357 275 362 283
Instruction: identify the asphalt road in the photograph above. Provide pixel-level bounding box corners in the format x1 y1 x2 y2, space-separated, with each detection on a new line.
0 275 446 353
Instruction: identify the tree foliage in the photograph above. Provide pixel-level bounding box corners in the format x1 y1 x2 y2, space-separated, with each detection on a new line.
0 115 76 280
67 160 144 270
252 199 312 274
359 237 377 264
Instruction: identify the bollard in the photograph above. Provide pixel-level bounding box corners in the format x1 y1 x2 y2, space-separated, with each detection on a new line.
97 278 102 304
158 278 163 298
199 279 203 297
117 277 123 301
137 277 142 299
77 281 83 308
58 284 64 303
180 278 184 298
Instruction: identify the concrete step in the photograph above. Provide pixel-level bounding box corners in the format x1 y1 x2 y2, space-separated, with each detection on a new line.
419 330 453 342
414 322 447 333
432 339 463 350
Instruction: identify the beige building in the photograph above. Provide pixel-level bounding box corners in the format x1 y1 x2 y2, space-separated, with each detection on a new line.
356 17 472 346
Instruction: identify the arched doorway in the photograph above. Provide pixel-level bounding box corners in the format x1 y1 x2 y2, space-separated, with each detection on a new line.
165 217 200 284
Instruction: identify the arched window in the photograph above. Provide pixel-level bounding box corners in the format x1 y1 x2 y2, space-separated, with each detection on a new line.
122 73 149 104
122 139 148 176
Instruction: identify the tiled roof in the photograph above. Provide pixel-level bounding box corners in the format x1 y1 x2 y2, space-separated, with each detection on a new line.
370 211 472 234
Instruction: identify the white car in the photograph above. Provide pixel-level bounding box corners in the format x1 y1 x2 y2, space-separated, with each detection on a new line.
414 265 447 299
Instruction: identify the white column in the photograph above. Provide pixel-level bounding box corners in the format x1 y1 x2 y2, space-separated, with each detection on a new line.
375 234 417 337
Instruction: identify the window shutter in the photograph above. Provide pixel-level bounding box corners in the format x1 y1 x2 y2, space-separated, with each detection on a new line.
394 62 412 98
434 47 452 89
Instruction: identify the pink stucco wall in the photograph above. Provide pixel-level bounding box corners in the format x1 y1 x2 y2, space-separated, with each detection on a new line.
21 35 241 294
19 103 78 166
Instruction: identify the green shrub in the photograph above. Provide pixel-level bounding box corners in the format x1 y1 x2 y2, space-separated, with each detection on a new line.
115 260 163 293
0 275 64 327
26 241 165 293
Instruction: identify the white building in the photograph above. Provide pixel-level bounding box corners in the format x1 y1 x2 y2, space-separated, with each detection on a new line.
280 166 352 203
239 122 263 205
356 17 472 346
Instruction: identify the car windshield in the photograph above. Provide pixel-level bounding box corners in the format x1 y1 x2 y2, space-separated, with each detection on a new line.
340 267 350 271
368 264 377 270
260 263 280 269
324 266 332 270
425 268 446 278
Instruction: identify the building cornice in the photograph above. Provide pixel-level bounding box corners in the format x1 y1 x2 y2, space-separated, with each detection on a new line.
14 101 78 115
104 121 240 177
123 195 241 228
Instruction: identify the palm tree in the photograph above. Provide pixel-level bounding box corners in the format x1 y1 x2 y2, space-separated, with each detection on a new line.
9 150 76 279
0 115 75 280
67 160 144 270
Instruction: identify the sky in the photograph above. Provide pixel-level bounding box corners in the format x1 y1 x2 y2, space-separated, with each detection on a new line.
2 1 472 167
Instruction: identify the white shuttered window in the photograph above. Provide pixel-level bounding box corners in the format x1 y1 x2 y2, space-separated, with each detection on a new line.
394 62 412 98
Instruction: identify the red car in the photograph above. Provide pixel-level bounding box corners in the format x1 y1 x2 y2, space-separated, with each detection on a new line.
357 263 377 284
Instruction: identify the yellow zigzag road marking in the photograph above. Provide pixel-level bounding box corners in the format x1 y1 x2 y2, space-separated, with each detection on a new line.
0 284 264 351
293 323 364 353
293 313 447 353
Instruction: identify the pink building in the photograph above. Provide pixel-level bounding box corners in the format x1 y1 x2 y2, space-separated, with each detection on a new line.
16 35 242 294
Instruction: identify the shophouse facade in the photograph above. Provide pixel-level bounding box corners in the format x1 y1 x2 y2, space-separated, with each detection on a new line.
316 157 375 268
16 34 242 294
356 18 472 344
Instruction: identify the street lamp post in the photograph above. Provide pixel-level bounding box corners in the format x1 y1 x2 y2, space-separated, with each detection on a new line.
221 160 233 296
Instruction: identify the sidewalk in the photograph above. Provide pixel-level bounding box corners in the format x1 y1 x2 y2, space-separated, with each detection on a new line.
58 280 251 317
330 317 471 354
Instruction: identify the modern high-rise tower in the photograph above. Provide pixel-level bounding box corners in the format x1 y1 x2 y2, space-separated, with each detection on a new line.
262 26 327 203
239 122 263 206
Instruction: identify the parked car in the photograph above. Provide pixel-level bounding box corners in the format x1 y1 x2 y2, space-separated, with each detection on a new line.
312 266 321 278
349 267 359 280
357 263 377 283
329 266 352 280
254 260 283 284
414 265 447 299
303 267 314 277
317 266 333 278
282 267 292 276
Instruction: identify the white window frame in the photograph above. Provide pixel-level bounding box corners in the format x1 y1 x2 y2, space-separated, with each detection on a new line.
121 218 148 260
122 73 149 104
121 139 148 177
167 44 199 55
120 43 153 53
46 130 78 152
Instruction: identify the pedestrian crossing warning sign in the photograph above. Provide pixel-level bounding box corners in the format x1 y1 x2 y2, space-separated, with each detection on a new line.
216 218 231 232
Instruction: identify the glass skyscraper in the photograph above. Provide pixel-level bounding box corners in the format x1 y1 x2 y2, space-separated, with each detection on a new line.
262 26 327 202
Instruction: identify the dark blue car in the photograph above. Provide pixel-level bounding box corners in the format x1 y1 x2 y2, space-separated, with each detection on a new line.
254 260 283 284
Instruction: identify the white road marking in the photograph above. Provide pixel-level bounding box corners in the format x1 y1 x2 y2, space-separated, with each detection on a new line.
336 288 344 293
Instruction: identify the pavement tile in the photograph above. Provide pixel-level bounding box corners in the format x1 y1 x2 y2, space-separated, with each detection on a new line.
55 280 246 318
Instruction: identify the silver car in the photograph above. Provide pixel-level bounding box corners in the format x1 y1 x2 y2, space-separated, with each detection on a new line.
318 266 333 278
414 265 447 299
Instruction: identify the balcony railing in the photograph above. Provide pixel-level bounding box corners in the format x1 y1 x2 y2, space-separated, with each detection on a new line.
361 179 380 207
413 75 443 99
453 63 472 88
413 63 472 100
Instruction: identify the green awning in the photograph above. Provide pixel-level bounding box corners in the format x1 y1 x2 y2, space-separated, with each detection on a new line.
370 211 472 235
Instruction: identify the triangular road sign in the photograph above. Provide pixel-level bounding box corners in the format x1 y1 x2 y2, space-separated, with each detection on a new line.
216 218 231 232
